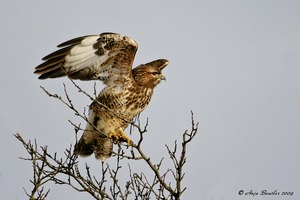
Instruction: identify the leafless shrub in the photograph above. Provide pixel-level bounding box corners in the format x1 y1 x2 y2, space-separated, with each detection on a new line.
16 81 198 200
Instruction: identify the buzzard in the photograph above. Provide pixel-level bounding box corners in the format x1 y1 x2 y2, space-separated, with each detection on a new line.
34 32 168 160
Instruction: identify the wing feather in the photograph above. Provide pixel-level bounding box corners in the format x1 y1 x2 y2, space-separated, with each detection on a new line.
57 36 91 47
35 33 138 84
41 46 73 60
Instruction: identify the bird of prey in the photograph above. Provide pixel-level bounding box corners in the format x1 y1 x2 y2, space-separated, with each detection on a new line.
34 32 168 160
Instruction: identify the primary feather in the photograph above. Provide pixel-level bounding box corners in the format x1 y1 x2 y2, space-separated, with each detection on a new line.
35 32 169 160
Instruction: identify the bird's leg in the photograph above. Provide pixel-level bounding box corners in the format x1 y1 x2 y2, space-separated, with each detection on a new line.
118 128 133 145
108 128 132 146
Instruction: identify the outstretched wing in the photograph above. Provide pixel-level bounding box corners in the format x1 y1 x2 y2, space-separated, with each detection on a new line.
34 33 138 85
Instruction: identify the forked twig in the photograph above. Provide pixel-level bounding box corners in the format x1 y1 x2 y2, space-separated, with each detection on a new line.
17 79 198 200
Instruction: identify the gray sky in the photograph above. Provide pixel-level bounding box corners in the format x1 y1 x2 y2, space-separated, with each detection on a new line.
1 0 300 199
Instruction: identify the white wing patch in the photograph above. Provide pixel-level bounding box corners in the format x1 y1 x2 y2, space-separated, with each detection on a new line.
65 36 100 67
34 33 138 82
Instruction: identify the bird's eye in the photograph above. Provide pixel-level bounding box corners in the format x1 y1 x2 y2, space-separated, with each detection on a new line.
151 72 160 75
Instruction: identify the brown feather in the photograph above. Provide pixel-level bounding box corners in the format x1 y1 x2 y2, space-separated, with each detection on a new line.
35 33 169 160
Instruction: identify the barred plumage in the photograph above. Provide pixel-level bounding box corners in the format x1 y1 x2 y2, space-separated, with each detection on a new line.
35 32 168 160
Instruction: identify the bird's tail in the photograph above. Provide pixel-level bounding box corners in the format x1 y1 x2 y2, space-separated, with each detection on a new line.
74 130 113 161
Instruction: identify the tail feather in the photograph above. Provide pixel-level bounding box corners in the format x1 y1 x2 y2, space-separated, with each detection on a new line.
74 107 114 160
94 138 113 160
74 131 113 161
74 137 95 157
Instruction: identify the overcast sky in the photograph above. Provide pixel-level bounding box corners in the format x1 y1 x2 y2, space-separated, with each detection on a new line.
1 1 300 199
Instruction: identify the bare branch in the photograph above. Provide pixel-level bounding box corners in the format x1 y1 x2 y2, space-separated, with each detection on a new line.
18 81 198 200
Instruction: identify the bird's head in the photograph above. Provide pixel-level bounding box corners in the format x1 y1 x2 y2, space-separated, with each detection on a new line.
132 59 169 88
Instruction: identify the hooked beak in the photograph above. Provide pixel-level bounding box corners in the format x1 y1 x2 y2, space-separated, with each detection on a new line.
160 74 166 81
157 59 168 81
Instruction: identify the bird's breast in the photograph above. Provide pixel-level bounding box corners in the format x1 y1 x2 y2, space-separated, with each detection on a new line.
95 85 153 122
122 86 153 117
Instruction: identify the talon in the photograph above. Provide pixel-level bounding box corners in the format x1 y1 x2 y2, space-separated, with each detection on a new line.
124 138 132 146
127 139 133 146
108 129 132 145
108 132 119 140
118 128 133 145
